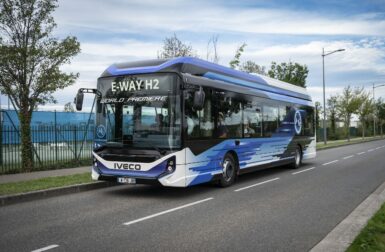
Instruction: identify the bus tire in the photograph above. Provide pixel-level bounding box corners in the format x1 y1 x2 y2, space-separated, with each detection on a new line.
219 153 237 187
290 146 302 169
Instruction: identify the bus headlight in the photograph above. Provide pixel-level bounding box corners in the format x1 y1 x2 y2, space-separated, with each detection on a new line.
166 157 176 173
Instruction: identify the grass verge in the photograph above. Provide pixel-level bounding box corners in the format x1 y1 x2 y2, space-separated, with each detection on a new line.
346 203 385 252
317 136 384 150
0 172 93 196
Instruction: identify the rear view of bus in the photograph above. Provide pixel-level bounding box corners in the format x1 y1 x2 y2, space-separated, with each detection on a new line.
75 57 316 187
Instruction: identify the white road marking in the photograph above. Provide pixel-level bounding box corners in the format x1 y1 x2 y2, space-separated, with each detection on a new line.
368 149 375 152
234 177 280 192
31 245 59 252
343 155 354 160
322 160 339 166
376 147 381 150
357 152 366 155
292 167 316 175
123 197 213 226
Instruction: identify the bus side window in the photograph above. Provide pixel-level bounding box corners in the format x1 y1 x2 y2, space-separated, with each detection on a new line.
303 107 315 136
263 105 278 137
217 94 242 138
243 102 262 138
278 105 287 125
185 88 213 139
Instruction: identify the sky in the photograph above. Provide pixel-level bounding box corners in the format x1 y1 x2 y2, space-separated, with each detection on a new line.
2 0 385 111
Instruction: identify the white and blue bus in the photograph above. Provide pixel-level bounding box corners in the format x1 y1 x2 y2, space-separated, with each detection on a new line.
75 57 316 187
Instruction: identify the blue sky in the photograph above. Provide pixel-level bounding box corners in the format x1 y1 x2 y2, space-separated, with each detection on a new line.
3 0 385 110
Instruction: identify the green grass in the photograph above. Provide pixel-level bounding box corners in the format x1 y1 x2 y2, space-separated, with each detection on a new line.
346 203 385 252
317 136 384 150
0 172 94 196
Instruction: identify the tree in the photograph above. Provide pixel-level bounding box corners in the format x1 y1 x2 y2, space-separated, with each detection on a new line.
158 33 195 58
376 98 385 137
206 35 219 63
64 102 74 112
268 61 309 87
357 91 374 138
327 95 339 139
336 86 363 141
240 60 266 75
229 42 247 69
0 0 80 171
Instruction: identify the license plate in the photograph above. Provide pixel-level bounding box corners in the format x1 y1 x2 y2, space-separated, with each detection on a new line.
117 177 136 184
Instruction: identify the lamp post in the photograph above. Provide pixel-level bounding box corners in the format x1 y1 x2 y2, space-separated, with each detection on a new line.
373 83 385 137
322 48 345 145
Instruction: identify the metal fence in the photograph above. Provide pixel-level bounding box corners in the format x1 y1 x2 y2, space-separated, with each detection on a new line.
0 110 95 174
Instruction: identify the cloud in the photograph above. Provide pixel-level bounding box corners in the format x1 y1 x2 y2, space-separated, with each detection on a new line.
4 0 384 111
54 0 385 36
53 37 385 109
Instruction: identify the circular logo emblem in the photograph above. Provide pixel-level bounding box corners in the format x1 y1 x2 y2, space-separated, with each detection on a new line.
96 125 106 138
294 110 302 134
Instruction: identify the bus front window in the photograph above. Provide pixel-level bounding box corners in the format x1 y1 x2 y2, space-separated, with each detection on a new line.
97 74 181 150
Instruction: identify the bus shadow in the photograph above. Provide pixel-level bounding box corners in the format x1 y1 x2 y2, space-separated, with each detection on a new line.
104 182 216 199
104 162 317 199
236 161 317 184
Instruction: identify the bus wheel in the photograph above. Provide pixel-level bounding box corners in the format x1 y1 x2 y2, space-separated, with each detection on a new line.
219 153 237 187
291 146 302 169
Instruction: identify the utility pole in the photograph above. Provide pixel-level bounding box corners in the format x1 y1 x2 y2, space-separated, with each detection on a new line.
322 48 345 145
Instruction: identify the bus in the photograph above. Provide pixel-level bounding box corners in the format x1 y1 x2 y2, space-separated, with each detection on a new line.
75 57 316 187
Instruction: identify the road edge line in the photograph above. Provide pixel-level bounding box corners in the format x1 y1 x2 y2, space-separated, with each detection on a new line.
0 181 120 207
310 178 385 252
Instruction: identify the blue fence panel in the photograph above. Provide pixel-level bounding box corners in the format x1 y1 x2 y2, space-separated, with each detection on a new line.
1 110 95 144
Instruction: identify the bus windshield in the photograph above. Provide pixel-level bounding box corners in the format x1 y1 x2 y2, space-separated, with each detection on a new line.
96 74 181 150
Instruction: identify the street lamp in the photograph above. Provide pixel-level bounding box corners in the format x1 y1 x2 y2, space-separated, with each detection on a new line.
322 48 345 145
373 83 385 136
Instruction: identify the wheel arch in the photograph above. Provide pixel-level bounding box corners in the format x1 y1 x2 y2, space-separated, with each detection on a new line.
226 150 239 173
297 143 303 158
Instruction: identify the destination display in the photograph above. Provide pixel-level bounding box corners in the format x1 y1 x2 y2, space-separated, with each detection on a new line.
111 78 160 92
98 74 176 98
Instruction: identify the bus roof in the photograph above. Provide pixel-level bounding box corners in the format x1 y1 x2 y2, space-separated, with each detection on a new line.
101 57 312 101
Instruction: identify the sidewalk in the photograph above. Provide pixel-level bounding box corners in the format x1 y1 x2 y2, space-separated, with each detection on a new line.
311 177 385 252
0 166 91 184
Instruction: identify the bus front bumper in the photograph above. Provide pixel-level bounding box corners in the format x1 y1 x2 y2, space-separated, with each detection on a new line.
91 166 187 187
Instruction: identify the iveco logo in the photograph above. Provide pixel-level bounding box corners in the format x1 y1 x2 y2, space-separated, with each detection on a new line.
114 163 141 170
294 110 302 135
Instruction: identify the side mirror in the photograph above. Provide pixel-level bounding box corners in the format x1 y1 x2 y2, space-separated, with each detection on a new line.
74 91 84 111
193 87 205 110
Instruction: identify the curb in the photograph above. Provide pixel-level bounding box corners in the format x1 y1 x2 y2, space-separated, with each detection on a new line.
317 137 385 151
0 181 120 207
310 178 385 252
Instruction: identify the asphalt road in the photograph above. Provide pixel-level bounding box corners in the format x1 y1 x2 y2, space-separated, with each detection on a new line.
1 140 385 252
